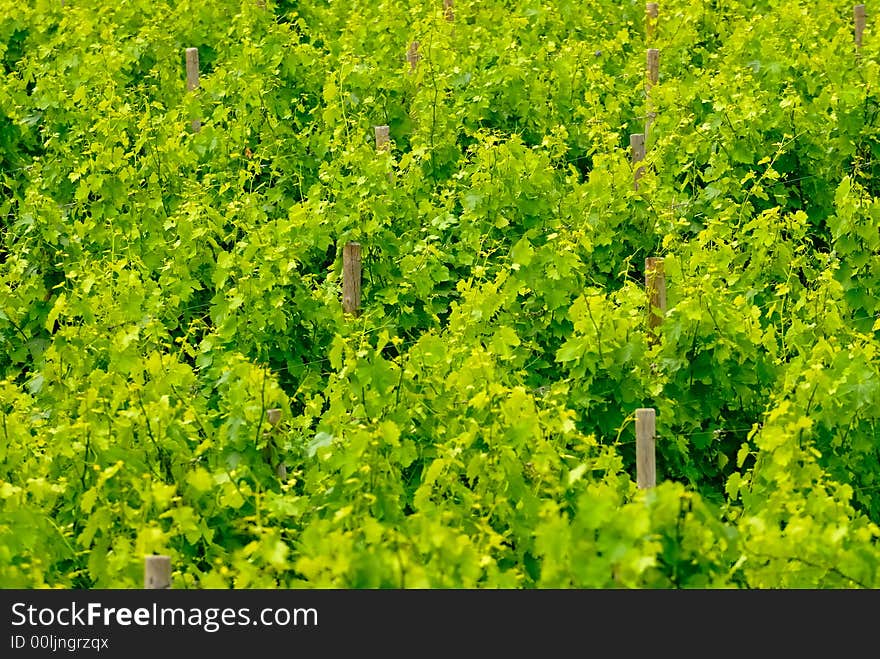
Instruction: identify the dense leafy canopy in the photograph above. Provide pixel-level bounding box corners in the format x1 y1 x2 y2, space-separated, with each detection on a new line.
1 0 879 588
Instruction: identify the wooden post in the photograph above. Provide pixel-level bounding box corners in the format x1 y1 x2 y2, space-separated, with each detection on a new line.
631 133 646 191
342 242 361 316
407 41 421 71
375 125 393 181
855 5 867 49
375 125 390 152
636 408 656 489
646 3 659 42
646 48 659 92
645 257 666 340
185 48 200 92
646 48 659 142
144 555 171 589
265 409 287 479
444 0 454 21
185 47 201 133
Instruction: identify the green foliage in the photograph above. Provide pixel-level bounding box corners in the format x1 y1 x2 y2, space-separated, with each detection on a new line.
0 0 879 588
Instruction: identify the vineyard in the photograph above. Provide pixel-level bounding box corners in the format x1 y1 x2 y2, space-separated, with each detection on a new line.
1 0 879 589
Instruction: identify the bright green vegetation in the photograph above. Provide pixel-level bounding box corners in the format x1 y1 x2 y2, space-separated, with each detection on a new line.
1 0 879 588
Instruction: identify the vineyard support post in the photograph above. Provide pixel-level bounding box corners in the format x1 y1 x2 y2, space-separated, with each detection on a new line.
631 133 646 191
646 48 659 93
855 4 867 48
645 257 666 341
343 242 362 316
144 555 171 589
636 408 656 489
266 409 287 479
375 125 390 152
646 48 659 142
407 41 421 71
375 125 392 181
185 47 201 133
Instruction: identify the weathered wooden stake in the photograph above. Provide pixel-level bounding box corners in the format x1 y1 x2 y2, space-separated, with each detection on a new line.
185 47 201 133
855 4 867 48
375 125 390 152
646 48 659 141
631 133 646 190
645 257 666 340
265 409 287 479
636 408 656 489
406 41 421 71
646 48 659 92
342 242 362 316
144 555 171 589
646 3 659 42
444 0 454 22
